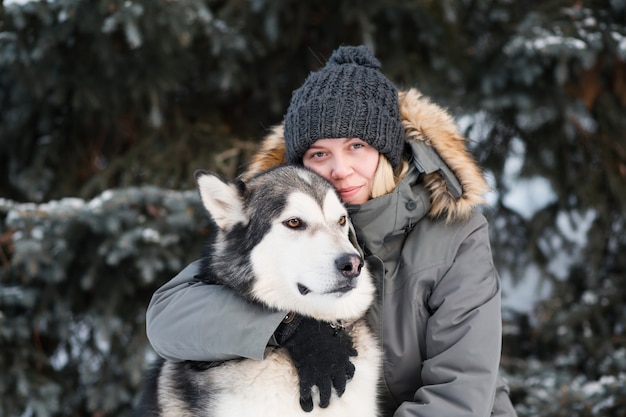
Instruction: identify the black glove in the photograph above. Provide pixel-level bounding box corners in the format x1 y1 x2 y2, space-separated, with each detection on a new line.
275 314 357 412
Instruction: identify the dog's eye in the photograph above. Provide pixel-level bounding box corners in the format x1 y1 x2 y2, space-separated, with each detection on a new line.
338 215 347 226
284 217 303 229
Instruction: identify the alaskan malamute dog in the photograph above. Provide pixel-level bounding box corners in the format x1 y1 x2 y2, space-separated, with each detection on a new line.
141 166 380 417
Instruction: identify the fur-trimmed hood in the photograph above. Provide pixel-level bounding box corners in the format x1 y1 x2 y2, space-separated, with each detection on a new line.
242 88 490 223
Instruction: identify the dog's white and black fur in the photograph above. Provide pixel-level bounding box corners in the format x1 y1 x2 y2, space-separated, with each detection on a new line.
140 166 381 417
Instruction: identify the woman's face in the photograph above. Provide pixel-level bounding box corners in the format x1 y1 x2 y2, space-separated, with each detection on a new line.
302 138 380 204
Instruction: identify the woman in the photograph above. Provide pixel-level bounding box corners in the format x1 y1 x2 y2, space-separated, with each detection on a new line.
146 45 517 416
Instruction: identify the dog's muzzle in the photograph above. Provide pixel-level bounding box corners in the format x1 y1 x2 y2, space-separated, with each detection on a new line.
296 253 364 296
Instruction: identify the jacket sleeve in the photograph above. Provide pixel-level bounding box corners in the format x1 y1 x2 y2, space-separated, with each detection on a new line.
397 215 505 417
145 260 287 362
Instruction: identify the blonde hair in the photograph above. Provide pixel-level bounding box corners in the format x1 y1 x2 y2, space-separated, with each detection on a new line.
370 154 409 199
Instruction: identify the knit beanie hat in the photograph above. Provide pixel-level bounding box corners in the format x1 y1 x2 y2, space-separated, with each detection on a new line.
283 45 405 168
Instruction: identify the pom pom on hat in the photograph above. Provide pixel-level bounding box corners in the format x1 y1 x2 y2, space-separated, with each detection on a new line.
284 45 405 168
326 45 382 69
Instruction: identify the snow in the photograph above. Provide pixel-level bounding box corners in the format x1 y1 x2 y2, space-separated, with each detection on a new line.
141 228 161 243
530 35 587 52
504 33 587 56
611 31 626 59
503 176 555 220
501 265 552 316
550 209 595 280
500 137 557 220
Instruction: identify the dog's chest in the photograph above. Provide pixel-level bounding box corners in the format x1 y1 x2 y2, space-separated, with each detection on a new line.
178 320 381 417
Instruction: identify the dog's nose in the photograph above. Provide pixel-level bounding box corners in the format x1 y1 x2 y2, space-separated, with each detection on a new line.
335 253 363 279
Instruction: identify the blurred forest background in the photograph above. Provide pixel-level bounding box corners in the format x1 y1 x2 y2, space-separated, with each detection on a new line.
1 0 625 416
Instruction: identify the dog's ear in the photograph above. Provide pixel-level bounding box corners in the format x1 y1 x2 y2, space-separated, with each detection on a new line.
195 170 248 230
